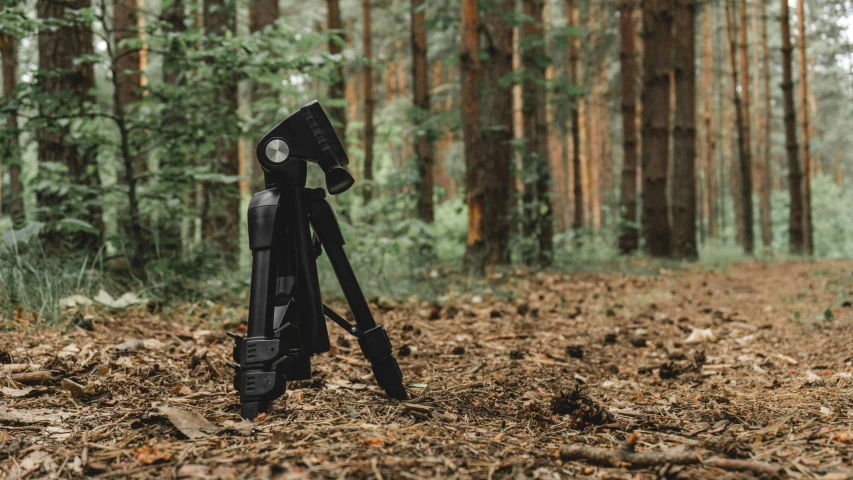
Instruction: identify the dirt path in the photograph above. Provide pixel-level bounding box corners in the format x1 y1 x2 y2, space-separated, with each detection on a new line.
2 261 852 478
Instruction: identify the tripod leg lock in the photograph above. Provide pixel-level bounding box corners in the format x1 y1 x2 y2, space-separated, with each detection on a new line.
358 326 408 400
228 332 291 418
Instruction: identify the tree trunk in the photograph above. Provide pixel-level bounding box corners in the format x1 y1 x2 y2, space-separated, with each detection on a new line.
521 0 553 265
362 0 375 203
779 0 804 253
640 0 674 257
326 0 347 144
163 0 185 85
104 0 146 269
1 32 23 224
671 0 697 260
758 0 772 247
566 0 583 234
411 0 434 223
796 0 812 254
479 0 514 265
202 0 239 255
114 0 145 106
618 0 639 253
737 0 752 196
248 0 279 191
724 0 754 254
36 0 104 246
460 0 485 272
701 6 718 240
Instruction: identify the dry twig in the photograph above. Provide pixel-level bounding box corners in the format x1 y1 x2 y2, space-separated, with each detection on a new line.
559 444 784 476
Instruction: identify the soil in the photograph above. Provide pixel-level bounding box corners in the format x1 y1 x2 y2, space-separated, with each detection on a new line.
2 260 852 479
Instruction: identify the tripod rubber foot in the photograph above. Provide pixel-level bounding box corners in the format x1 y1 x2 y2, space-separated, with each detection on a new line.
385 384 408 401
241 402 265 420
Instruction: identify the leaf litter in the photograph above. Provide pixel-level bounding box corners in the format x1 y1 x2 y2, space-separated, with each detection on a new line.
1 260 853 478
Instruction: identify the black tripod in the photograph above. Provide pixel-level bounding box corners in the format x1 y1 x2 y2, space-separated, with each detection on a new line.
227 100 407 419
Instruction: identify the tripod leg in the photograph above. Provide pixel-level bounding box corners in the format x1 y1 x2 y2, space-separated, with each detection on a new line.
227 188 285 419
287 185 331 354
306 190 408 400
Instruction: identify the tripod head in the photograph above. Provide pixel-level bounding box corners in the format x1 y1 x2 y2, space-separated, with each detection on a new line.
256 100 355 195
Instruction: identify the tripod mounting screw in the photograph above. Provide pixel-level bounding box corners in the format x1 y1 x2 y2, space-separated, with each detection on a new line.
264 138 290 164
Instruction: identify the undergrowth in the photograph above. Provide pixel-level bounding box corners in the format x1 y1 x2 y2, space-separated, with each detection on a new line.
3 174 851 327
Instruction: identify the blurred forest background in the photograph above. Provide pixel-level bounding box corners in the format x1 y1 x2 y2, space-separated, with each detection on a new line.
1 0 853 320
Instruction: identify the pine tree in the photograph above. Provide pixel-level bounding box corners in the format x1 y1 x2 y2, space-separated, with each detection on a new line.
671 0 698 260
779 0 804 253
521 0 553 265
796 0 813 254
724 0 754 254
0 30 23 223
411 0 434 222
36 0 104 246
640 0 674 257
565 0 583 235
479 0 514 264
326 0 347 144
617 0 639 254
201 0 239 255
362 0 376 203
756 0 772 247
460 0 485 271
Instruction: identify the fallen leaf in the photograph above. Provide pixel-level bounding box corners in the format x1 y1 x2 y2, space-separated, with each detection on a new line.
57 344 80 359
685 328 717 344
1 387 33 398
805 371 822 384
114 339 143 352
157 406 220 439
59 295 94 308
221 419 254 436
135 445 172 465
177 464 210 478
94 290 148 309
143 338 164 350
20 451 51 471
0 408 73 424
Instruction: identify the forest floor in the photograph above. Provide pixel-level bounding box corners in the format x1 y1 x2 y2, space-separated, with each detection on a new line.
2 260 853 479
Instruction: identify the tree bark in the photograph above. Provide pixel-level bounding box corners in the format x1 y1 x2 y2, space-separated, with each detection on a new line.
779 0 804 253
411 0 434 223
362 0 375 203
114 0 145 106
521 0 553 265
1 32 23 224
248 0 279 192
640 0 674 257
479 0 514 264
326 0 347 144
460 0 485 272
671 0 697 260
202 0 239 255
566 0 583 234
162 0 185 86
36 0 104 246
737 0 752 196
724 0 754 254
701 6 718 240
796 0 812 254
102 0 146 268
758 0 772 247
617 0 638 254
